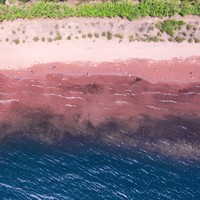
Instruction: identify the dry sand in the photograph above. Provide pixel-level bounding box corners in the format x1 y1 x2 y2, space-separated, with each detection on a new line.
0 17 200 83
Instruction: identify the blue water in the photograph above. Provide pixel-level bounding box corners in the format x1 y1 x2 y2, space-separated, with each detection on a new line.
0 138 200 200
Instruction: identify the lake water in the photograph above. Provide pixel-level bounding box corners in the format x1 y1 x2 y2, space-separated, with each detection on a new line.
0 138 200 200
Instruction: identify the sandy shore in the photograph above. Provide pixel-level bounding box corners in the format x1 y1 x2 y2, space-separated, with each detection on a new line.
0 17 200 83
1 41 200 69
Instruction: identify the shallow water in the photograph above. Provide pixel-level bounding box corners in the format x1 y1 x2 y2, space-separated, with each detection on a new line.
0 138 200 200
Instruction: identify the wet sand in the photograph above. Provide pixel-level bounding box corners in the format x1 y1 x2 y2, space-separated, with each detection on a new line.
0 58 200 158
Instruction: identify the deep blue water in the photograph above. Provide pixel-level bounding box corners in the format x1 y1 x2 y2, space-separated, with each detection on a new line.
0 138 200 200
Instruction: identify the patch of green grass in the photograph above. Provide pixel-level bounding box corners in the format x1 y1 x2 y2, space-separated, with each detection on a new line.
156 20 185 37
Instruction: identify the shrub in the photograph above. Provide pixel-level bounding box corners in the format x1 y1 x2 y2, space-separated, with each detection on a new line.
94 33 99 38
156 20 185 37
102 32 106 37
13 39 20 44
54 33 62 40
188 38 193 43
147 36 160 42
114 33 123 39
41 37 46 42
33 36 39 42
0 1 199 22
47 38 53 42
175 36 185 43
107 31 112 40
128 35 135 42
186 23 193 30
194 38 200 43
67 35 71 40
87 33 93 38
168 37 173 42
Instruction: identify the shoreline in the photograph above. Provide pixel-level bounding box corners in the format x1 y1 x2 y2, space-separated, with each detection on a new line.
1 57 200 84
0 17 199 84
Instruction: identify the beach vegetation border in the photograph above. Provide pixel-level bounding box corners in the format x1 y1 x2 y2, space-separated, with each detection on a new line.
0 0 199 22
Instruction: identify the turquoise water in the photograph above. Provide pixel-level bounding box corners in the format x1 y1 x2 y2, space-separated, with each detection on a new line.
0 138 200 200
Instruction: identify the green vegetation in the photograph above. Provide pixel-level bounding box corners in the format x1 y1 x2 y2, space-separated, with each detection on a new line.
175 36 185 43
107 31 112 40
87 33 93 38
114 33 123 39
186 23 193 30
12 39 20 44
94 33 99 38
156 19 185 37
0 0 199 22
67 35 71 40
33 36 39 42
54 32 62 40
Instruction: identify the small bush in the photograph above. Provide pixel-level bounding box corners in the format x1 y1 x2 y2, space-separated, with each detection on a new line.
194 38 200 43
139 27 144 32
107 32 112 40
13 39 20 44
33 36 39 42
128 35 135 42
94 33 99 38
87 33 93 38
188 38 193 43
182 32 187 37
175 36 185 43
82 34 86 39
147 36 160 42
186 23 193 30
67 35 71 40
47 38 53 42
54 33 62 40
148 26 154 31
156 20 185 37
41 37 45 42
102 32 106 37
114 33 123 39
